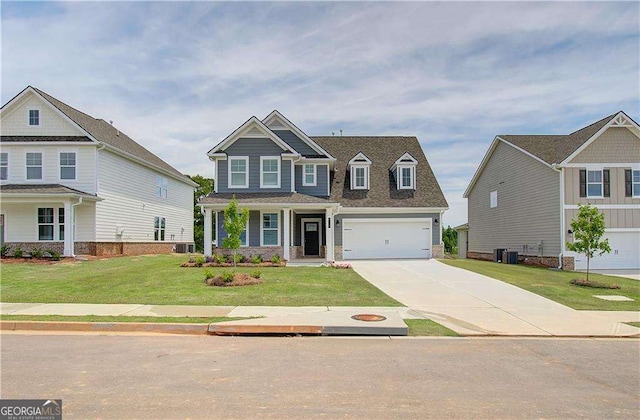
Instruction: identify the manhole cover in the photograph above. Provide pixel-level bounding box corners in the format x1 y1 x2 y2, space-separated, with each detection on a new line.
351 314 387 322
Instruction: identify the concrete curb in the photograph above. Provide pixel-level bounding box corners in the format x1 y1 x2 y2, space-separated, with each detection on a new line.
0 321 210 335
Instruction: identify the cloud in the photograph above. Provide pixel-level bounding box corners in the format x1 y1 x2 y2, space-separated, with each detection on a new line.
2 1 638 226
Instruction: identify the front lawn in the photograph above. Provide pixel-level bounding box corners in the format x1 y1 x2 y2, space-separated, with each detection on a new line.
0 315 241 324
0 255 400 307
404 319 459 337
440 259 640 311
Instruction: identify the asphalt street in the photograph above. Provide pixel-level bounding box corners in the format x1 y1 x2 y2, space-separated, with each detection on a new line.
1 334 638 419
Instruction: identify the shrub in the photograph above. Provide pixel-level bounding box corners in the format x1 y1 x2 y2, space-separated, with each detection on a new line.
203 269 215 280
251 254 263 264
205 256 214 263
250 270 262 279
195 256 206 267
48 250 61 261
0 244 10 257
188 256 195 263
270 254 281 264
31 248 44 259
234 254 244 264
213 254 226 264
222 271 235 283
12 247 24 258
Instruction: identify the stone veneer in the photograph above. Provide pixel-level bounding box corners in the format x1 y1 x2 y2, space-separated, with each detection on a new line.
432 244 444 259
561 256 575 271
334 246 343 261
289 246 325 260
2 241 180 257
467 251 575 270
212 246 284 261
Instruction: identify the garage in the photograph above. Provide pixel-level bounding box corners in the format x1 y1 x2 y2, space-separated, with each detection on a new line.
342 218 432 259
573 230 640 270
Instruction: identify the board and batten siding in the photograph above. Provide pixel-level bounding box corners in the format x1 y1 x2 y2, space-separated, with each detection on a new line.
294 164 329 196
0 93 83 137
217 138 292 193
94 150 193 243
334 213 440 246
467 141 561 256
217 210 284 248
565 209 640 231
569 127 640 164
0 144 97 194
564 167 640 206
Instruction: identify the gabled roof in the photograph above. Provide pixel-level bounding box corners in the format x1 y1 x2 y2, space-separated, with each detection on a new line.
0 184 102 200
263 110 335 160
207 116 293 155
464 111 640 197
0 86 195 186
348 152 371 164
313 136 448 208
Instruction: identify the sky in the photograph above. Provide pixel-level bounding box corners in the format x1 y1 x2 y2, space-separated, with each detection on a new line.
2 1 638 227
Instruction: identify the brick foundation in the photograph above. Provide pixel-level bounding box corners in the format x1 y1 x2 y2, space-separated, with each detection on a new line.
467 250 575 270
212 246 284 261
432 244 444 259
562 256 575 271
2 241 182 257
2 242 64 254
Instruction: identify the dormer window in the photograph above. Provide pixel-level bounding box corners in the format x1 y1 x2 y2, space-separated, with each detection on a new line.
349 153 371 190
392 153 417 190
29 109 40 126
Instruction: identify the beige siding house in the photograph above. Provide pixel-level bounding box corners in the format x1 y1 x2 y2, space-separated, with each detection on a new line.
0 86 196 257
464 111 640 270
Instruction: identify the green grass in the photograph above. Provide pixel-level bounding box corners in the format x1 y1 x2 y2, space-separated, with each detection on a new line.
0 255 400 307
0 315 243 324
404 319 459 336
440 259 640 311
627 322 640 328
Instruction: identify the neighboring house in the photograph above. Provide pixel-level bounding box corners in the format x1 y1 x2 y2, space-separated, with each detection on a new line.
463 111 640 270
0 86 196 257
199 111 448 262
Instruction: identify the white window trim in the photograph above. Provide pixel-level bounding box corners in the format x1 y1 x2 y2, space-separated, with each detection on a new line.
240 218 249 247
156 175 168 198
397 165 416 190
490 190 498 208
28 108 41 127
632 169 640 198
260 210 280 247
36 207 64 242
228 156 249 189
351 164 369 190
260 156 281 189
58 150 77 181
302 163 317 186
154 216 166 241
0 150 9 181
586 168 604 199
25 151 43 181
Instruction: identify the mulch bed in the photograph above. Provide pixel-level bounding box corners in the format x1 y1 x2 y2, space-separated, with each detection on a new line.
181 262 286 268
204 273 264 287
0 257 74 265
570 278 620 289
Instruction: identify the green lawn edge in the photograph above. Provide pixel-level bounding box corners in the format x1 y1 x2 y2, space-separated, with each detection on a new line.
626 322 640 328
440 259 639 311
405 319 459 336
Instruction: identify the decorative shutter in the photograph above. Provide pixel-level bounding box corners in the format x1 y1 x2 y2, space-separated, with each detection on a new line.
603 169 610 198
579 169 587 197
625 169 633 197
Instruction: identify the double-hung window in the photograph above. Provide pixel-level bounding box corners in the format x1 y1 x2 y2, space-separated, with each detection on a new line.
229 157 249 188
156 176 168 198
399 166 415 189
0 152 7 180
154 217 166 241
29 110 40 126
261 212 279 246
58 208 65 240
352 166 367 189
303 164 316 186
633 170 640 197
587 170 603 197
239 219 249 247
60 152 76 180
261 157 280 188
26 152 43 180
38 208 55 240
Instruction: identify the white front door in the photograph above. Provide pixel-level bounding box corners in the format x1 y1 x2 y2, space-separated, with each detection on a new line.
342 218 432 259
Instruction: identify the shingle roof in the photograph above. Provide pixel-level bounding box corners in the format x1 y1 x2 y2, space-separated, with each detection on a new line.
312 136 448 208
499 113 617 164
0 136 92 142
0 184 99 197
199 192 334 205
27 87 192 183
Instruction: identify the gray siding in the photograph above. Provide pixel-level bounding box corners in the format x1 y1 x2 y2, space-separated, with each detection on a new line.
217 210 284 248
217 138 291 193
272 130 318 156
467 141 561 257
569 127 640 164
295 164 329 197
334 213 440 246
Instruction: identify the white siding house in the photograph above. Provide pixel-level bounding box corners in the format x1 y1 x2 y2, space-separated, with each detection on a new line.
0 86 196 256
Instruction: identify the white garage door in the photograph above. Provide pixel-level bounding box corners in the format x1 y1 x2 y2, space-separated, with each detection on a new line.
574 231 640 270
342 218 432 259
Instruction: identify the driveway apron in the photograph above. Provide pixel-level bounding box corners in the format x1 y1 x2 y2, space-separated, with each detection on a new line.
350 259 640 337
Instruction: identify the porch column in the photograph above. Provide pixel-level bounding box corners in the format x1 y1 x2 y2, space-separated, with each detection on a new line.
283 208 291 261
203 208 212 256
325 207 334 262
63 201 73 257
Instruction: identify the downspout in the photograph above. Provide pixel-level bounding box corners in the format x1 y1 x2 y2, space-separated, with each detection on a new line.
95 144 106 194
71 197 83 257
552 164 563 269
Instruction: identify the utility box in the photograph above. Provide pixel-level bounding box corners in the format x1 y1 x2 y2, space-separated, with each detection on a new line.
494 248 507 263
504 251 518 264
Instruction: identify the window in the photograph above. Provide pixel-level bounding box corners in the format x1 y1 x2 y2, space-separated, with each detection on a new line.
29 109 39 126
154 217 166 241
0 152 7 180
634 170 640 197
353 166 367 189
26 152 42 180
156 176 168 198
303 164 316 186
348 153 371 190
239 219 249 247
261 212 279 246
38 208 54 240
399 166 415 189
490 191 498 208
587 170 603 197
260 157 280 188
58 208 65 240
229 157 248 188
59 152 76 180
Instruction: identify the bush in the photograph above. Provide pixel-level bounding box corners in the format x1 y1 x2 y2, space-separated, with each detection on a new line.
222 271 235 283
213 254 226 264
270 254 281 264
195 256 206 267
234 254 244 264
251 254 263 264
48 250 61 261
203 269 215 280
250 270 262 279
205 256 214 263
31 248 44 259
0 244 10 257
12 247 24 258
188 256 195 263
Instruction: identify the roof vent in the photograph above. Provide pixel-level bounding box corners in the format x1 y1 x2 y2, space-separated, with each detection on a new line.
109 120 113 125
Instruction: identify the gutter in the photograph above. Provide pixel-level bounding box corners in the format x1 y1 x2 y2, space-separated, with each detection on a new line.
70 197 83 257
551 163 563 269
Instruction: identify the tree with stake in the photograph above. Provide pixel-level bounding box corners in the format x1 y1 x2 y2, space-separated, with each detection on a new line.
566 204 611 282
222 196 249 268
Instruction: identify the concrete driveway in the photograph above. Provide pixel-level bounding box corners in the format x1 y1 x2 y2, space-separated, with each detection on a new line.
350 259 640 337
588 269 640 281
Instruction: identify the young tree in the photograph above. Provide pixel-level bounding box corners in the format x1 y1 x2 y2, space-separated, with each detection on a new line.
442 225 457 254
222 196 249 268
566 204 611 282
188 175 214 253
